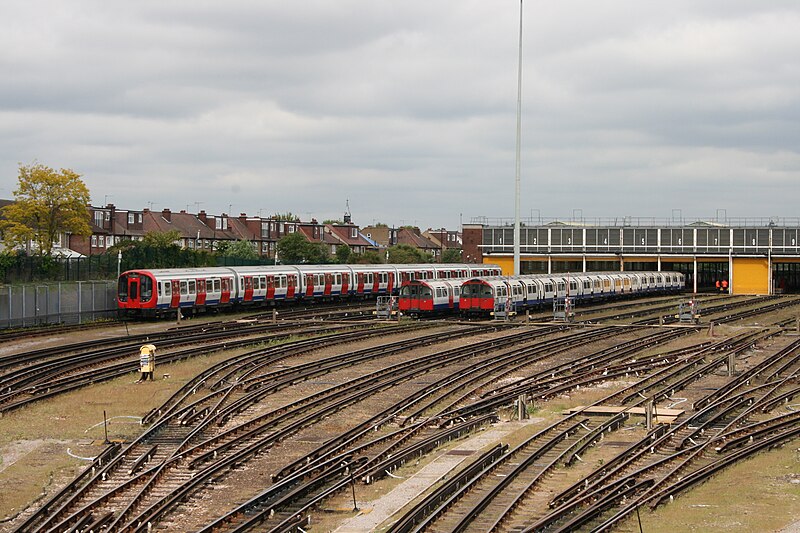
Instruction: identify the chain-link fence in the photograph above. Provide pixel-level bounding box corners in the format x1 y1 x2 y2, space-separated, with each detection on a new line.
0 281 118 328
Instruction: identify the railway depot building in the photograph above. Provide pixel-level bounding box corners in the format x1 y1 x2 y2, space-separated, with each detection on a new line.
462 217 800 295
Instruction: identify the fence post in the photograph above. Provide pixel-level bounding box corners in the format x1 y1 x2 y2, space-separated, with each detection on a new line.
77 281 82 325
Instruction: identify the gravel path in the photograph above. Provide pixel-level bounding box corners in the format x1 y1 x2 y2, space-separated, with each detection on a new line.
335 420 534 533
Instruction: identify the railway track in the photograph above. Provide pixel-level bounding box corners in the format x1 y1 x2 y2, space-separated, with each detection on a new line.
6 295 800 532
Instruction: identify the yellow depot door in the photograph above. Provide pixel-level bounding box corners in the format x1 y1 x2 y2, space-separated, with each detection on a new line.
732 258 769 295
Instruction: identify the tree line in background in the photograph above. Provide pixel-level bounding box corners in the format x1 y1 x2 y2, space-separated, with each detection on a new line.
0 163 461 283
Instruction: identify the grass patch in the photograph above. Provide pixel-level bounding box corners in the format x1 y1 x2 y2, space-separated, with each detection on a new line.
621 440 800 533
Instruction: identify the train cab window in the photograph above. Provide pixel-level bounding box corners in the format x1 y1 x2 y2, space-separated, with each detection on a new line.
421 286 432 298
156 282 161 297
140 276 153 302
180 281 188 295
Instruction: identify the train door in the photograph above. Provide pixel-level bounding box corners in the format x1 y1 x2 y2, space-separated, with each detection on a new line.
387 272 395 294
357 273 365 294
243 276 254 302
267 276 275 300
372 272 380 293
342 273 349 296
448 284 454 309
287 275 297 299
306 274 314 297
126 276 140 305
170 280 180 308
324 273 333 296
220 277 231 304
196 278 207 306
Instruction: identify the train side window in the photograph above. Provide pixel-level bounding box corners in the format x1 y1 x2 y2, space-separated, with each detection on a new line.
206 280 213 292
157 282 162 297
214 279 220 292
164 282 171 296
188 280 196 294
180 281 188 295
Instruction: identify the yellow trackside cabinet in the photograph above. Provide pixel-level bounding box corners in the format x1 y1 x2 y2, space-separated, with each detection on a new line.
732 258 769 294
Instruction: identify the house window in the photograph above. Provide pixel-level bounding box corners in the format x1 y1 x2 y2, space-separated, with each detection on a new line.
91 235 98 247
94 212 104 225
215 217 223 230
351 228 357 238
128 213 134 224
98 236 105 247
288 225 295 233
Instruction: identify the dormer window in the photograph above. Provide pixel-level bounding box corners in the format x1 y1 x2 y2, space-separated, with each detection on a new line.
350 228 357 238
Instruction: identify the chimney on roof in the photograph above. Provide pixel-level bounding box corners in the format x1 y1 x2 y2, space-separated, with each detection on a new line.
197 210 208 224
162 208 171 221
240 213 248 222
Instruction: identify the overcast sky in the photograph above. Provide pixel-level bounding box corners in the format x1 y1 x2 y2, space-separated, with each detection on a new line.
1 1 798 230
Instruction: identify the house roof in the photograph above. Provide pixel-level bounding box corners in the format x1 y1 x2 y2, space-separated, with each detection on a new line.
398 227 440 250
327 224 374 247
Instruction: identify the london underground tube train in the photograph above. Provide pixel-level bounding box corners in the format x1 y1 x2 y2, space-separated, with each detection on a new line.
117 263 501 318
398 271 684 317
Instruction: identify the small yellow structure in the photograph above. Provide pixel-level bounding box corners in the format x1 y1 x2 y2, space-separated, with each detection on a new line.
138 344 157 382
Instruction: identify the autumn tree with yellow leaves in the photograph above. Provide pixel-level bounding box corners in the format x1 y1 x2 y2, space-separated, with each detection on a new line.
1 162 92 256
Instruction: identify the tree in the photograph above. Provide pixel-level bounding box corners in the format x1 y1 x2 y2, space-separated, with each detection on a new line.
387 244 432 263
110 230 214 269
442 248 462 263
218 239 258 260
272 212 299 221
335 244 352 264
277 233 308 264
0 162 91 256
276 232 330 264
305 242 331 264
355 250 384 264
322 219 343 225
142 230 181 248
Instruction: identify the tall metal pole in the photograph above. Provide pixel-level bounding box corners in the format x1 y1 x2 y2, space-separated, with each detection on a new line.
513 0 523 275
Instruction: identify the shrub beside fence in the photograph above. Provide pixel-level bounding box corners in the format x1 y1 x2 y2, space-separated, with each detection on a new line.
0 281 118 328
